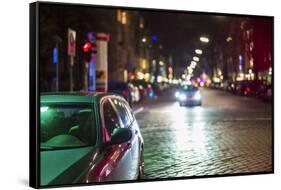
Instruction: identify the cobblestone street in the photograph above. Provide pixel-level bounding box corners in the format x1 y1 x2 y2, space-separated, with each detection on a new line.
135 88 272 179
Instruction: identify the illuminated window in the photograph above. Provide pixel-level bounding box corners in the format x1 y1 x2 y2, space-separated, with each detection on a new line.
250 58 254 67
246 30 250 39
117 10 127 25
226 36 232 42
268 53 272 61
117 10 122 22
121 11 127 25
139 17 144 28
250 41 254 51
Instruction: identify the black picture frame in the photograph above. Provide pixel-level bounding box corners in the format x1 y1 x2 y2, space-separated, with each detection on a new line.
30 1 274 188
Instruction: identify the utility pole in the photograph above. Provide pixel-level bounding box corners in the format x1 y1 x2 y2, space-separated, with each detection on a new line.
68 28 76 92
53 34 62 92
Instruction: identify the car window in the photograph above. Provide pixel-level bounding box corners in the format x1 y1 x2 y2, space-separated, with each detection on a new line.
181 85 198 91
40 104 96 150
112 98 131 127
123 101 135 123
103 99 122 136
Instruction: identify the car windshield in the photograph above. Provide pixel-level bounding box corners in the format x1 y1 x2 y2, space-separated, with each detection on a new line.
40 104 96 150
181 85 198 92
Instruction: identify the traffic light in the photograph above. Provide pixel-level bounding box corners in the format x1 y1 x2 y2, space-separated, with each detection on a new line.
82 32 98 62
83 42 92 53
87 32 98 54
82 41 92 61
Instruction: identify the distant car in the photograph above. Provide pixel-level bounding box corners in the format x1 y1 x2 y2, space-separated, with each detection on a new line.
227 81 238 94
175 85 202 106
40 92 144 186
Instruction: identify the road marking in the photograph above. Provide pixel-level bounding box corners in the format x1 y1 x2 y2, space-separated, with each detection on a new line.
133 107 144 115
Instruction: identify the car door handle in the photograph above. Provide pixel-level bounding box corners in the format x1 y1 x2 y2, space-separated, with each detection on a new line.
127 142 132 149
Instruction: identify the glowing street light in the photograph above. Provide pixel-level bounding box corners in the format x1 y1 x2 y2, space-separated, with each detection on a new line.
191 61 197 66
193 56 200 62
188 68 193 74
142 37 147 43
226 36 232 42
249 69 253 74
195 49 203 55
200 36 209 43
191 61 197 68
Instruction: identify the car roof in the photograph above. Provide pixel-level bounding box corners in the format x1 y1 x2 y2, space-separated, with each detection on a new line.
40 92 121 104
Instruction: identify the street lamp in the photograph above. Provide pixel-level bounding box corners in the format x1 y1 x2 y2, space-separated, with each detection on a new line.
200 36 209 43
142 37 147 43
226 36 232 42
191 61 197 68
195 49 203 55
193 56 200 62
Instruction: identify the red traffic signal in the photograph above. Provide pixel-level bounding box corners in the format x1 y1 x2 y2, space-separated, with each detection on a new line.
83 42 92 53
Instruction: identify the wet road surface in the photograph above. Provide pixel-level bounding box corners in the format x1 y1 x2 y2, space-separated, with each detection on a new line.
135 88 272 179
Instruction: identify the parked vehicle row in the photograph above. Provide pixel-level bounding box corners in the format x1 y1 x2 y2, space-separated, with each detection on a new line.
108 80 154 106
210 80 272 102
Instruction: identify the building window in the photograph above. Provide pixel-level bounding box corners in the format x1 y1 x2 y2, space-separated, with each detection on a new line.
250 41 254 51
139 17 144 29
117 10 127 25
121 11 127 25
117 10 122 22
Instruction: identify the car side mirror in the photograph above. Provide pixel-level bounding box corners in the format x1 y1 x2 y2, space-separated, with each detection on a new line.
110 128 132 145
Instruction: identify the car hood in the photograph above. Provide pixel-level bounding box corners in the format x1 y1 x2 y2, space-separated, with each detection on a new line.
183 91 197 95
40 146 95 186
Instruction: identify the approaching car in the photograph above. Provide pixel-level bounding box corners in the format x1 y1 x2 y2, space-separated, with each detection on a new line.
40 92 144 186
175 85 202 106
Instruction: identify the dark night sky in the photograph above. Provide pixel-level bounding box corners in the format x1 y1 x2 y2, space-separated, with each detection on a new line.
141 10 234 72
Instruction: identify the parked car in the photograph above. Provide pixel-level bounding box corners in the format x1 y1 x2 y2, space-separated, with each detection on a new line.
128 83 141 103
108 81 132 105
131 80 147 99
210 82 221 89
258 83 272 102
175 85 202 106
40 92 144 186
227 81 239 94
236 80 263 96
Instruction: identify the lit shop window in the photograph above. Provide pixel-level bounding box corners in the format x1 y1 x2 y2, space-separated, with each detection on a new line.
121 11 127 24
117 10 127 24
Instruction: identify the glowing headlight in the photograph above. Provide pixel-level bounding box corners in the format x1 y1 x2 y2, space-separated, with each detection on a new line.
175 91 180 98
194 91 201 100
179 94 187 101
